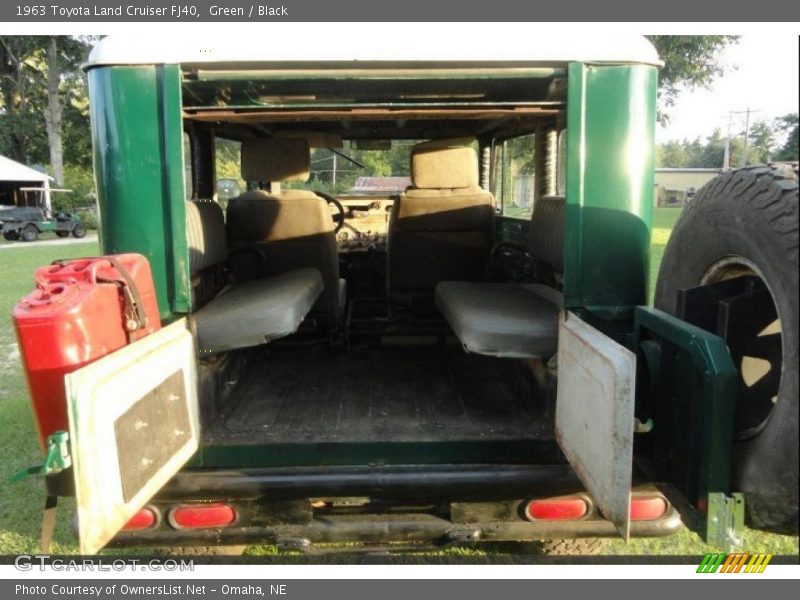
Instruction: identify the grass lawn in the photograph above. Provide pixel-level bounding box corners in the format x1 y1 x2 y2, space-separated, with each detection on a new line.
0 241 100 554
0 211 797 558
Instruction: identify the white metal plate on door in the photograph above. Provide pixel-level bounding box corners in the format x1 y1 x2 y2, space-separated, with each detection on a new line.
555 312 636 539
66 319 198 554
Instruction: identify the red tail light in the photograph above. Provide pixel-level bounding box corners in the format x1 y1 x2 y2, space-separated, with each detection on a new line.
630 496 668 521
524 497 588 521
123 507 157 530
170 503 236 529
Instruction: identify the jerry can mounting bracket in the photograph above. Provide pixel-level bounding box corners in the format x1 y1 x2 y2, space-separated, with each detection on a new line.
10 430 71 482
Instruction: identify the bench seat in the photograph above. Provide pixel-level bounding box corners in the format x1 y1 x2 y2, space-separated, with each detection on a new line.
435 281 562 359
193 267 323 355
435 194 567 360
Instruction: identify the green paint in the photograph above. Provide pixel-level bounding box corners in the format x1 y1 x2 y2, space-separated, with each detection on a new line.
564 63 657 319
634 307 738 514
87 65 191 319
37 221 59 233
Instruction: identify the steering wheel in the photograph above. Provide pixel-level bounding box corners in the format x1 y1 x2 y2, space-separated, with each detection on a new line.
314 191 347 234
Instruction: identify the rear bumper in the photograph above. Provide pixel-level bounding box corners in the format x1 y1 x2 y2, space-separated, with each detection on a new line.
156 464 587 501
110 509 683 550
110 464 684 550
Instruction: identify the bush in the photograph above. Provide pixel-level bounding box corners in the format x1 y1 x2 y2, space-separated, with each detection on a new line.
51 165 96 212
76 210 97 230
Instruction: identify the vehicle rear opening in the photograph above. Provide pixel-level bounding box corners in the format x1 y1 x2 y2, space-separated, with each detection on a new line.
180 64 569 464
67 52 679 552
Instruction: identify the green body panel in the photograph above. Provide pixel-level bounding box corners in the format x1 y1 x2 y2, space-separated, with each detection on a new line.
88 65 191 319
564 63 657 320
633 307 738 521
38 221 59 233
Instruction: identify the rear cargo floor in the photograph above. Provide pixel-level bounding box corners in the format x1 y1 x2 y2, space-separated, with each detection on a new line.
204 347 552 445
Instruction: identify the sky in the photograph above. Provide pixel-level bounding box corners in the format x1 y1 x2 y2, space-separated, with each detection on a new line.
657 34 799 144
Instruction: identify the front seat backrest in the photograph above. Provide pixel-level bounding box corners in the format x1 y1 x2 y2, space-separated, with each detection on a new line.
388 138 495 308
226 138 342 327
528 195 566 278
185 199 228 308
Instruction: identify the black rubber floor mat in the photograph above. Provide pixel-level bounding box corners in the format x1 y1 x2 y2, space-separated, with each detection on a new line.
206 348 550 444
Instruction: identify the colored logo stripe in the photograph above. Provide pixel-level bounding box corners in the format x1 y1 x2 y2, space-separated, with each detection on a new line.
745 554 773 573
697 553 773 573
697 553 726 573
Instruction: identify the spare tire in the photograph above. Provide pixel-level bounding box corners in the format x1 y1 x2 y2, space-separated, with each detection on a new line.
655 165 798 534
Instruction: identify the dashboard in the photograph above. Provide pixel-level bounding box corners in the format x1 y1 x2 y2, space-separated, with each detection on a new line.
333 194 396 252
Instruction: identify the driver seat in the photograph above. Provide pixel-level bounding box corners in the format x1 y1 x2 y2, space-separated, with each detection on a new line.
226 138 345 329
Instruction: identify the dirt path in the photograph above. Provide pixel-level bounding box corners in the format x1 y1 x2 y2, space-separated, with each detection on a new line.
0 234 98 250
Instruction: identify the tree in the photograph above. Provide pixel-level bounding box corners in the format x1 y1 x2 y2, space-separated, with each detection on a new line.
43 36 91 185
0 36 93 182
0 36 44 164
773 113 798 161
646 36 739 124
656 129 747 169
746 120 775 164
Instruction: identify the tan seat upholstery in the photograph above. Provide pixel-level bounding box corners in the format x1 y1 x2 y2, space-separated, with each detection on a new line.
226 138 344 328
435 195 566 359
184 199 323 355
186 200 227 271
387 138 494 309
186 199 229 308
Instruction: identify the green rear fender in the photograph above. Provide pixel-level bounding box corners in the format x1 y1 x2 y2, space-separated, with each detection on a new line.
88 64 191 319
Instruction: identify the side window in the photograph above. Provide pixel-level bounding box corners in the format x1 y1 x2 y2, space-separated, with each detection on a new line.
490 140 505 204
183 132 193 200
556 129 567 196
215 138 244 208
492 134 535 220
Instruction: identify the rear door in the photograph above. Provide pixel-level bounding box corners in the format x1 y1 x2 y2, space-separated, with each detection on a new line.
65 319 198 554
555 312 637 539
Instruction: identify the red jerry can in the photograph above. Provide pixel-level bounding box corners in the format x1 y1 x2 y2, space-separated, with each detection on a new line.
12 254 161 452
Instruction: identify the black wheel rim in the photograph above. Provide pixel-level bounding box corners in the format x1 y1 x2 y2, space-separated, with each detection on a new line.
702 261 783 440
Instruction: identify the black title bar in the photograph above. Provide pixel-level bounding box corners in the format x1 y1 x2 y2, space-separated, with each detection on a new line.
2 0 800 22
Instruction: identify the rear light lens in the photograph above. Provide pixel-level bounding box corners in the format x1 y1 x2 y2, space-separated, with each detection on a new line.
123 507 157 530
170 503 236 529
630 496 668 521
524 497 588 521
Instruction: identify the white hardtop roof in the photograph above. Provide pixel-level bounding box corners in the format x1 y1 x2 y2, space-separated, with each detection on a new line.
0 155 53 183
86 28 661 69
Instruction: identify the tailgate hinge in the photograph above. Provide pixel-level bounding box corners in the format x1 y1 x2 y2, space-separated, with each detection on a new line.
706 492 745 551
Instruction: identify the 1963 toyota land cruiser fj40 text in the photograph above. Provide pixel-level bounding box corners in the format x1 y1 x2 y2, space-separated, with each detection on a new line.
11 34 798 555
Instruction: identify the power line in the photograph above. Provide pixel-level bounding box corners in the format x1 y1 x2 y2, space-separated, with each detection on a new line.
723 108 762 169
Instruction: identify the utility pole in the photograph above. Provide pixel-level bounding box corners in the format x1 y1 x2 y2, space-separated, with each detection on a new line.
742 107 752 168
725 108 762 168
723 111 734 171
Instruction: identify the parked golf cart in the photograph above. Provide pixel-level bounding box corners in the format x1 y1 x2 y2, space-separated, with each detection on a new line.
0 205 86 242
